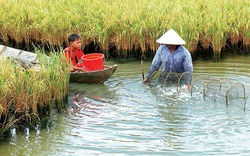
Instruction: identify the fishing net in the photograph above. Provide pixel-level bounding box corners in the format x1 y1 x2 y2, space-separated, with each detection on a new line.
149 72 250 110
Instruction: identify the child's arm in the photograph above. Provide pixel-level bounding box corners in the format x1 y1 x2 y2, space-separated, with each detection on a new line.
63 48 69 53
71 65 85 72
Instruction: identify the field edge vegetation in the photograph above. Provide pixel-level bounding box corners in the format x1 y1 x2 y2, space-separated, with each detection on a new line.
0 0 250 61
0 50 70 137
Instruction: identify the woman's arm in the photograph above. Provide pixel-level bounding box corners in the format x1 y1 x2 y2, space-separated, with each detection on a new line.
144 46 163 82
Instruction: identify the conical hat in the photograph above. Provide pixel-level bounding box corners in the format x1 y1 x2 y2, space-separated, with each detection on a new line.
156 29 186 45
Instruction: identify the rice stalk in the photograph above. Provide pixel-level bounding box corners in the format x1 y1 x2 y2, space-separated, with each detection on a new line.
1 0 250 60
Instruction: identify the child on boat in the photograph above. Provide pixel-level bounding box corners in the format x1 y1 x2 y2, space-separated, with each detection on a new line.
63 33 85 72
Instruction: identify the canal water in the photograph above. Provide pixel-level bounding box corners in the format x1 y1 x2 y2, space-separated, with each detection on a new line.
1 55 250 156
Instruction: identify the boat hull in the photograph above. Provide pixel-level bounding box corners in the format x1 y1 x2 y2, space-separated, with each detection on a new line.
70 65 118 84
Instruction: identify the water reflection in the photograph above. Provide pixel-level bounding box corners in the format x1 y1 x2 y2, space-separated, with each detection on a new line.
0 114 69 156
69 82 116 100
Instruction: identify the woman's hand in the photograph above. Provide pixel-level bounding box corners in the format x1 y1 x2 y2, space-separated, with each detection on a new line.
180 84 191 91
143 77 149 83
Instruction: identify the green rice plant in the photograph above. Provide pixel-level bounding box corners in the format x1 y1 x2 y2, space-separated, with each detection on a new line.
35 49 70 113
0 48 70 135
0 59 15 118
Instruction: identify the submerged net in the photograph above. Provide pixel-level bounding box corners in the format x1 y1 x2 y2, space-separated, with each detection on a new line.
150 72 250 111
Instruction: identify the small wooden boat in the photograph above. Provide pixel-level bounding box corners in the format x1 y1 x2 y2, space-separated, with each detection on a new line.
0 45 38 63
70 65 118 84
0 45 118 84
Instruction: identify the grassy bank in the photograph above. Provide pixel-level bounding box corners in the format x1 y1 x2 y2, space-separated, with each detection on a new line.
0 0 250 61
0 50 70 136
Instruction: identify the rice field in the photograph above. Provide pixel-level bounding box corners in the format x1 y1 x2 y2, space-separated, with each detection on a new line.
0 0 249 61
0 50 70 136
